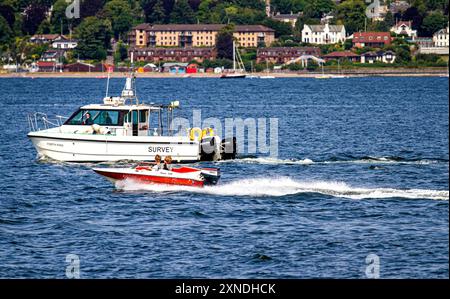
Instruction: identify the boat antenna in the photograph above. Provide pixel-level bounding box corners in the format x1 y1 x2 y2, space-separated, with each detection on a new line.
105 63 111 98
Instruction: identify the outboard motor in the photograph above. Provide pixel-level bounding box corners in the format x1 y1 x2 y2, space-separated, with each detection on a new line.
220 137 237 160
200 136 221 161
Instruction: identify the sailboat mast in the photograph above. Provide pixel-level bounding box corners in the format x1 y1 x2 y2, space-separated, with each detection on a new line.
233 41 236 71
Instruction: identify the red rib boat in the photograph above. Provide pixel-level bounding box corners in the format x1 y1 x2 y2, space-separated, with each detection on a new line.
93 164 220 188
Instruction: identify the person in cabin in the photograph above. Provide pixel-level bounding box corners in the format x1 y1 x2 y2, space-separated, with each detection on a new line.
83 112 94 125
104 112 113 125
152 155 162 171
163 156 173 171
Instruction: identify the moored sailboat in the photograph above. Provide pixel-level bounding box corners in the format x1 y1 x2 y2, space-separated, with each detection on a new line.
220 41 247 79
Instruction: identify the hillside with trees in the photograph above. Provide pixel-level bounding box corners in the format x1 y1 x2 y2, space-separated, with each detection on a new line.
0 0 448 65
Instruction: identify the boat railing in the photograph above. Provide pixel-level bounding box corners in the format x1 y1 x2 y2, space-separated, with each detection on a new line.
27 112 65 132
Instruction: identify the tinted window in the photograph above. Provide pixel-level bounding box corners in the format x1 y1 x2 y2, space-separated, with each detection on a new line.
94 111 119 126
65 110 122 126
124 110 148 124
65 110 84 125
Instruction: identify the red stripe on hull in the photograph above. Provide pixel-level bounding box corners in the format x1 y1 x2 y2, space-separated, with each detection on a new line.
95 170 204 187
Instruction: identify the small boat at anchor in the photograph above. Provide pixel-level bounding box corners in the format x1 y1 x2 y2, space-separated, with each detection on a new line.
220 41 247 79
93 164 220 188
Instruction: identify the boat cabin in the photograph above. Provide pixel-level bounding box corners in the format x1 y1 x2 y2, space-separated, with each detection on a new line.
63 99 178 137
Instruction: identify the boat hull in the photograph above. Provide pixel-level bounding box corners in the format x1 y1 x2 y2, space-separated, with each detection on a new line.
28 131 201 162
93 166 220 188
220 74 246 79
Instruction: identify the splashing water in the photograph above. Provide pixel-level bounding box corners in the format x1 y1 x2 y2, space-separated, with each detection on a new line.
225 156 448 166
116 177 449 200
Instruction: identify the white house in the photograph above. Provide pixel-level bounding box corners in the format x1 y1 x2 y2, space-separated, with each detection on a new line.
433 25 449 47
301 23 346 45
390 21 417 39
51 36 78 50
360 50 396 64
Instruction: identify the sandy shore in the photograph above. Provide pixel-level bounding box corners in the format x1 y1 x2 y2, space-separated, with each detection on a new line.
0 67 448 78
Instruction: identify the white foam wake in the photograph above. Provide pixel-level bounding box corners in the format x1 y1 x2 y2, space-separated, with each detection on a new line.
222 157 315 165
116 177 449 200
224 157 445 166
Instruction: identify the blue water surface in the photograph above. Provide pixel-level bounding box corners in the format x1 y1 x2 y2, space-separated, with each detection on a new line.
0 76 448 278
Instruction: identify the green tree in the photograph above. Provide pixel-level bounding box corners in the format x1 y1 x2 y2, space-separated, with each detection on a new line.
216 24 234 60
421 11 448 36
144 0 166 24
8 37 31 66
80 0 105 19
103 0 133 40
0 3 15 28
51 0 73 34
384 11 395 28
0 15 12 44
304 0 335 19
271 0 305 14
170 0 195 23
263 18 292 38
75 17 112 60
336 0 367 35
22 2 47 35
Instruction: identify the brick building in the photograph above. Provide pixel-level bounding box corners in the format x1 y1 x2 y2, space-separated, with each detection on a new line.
256 47 321 64
129 24 275 48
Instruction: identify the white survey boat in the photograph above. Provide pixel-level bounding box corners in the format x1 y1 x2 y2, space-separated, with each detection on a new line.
27 75 236 162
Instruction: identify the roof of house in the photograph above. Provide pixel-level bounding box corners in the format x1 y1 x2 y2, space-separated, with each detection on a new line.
133 23 152 30
65 62 95 68
145 24 274 32
434 26 449 35
353 32 392 42
394 20 413 27
37 61 56 67
31 34 66 41
257 47 320 54
305 24 345 32
42 50 65 58
362 50 396 56
272 13 301 20
53 36 78 43
323 51 360 58
162 62 189 67
131 47 214 52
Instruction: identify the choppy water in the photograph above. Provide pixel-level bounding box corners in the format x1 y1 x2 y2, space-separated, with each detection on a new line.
0 77 448 278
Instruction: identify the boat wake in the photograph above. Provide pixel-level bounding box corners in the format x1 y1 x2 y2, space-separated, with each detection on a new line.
225 156 447 166
115 177 449 200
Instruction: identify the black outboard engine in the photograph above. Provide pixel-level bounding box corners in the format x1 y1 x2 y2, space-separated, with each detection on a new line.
220 137 237 160
200 136 218 161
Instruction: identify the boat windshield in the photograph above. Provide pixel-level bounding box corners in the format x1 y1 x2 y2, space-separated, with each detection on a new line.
64 109 123 126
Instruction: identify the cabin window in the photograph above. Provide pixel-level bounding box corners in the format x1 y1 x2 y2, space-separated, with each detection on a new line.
65 109 121 126
124 110 148 125
95 111 119 125
139 110 148 123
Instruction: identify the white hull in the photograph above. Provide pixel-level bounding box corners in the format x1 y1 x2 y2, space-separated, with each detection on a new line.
28 131 201 162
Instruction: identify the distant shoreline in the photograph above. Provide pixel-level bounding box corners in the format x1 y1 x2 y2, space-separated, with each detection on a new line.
0 67 448 78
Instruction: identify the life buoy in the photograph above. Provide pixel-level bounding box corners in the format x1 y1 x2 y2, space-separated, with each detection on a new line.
189 127 203 141
202 127 214 139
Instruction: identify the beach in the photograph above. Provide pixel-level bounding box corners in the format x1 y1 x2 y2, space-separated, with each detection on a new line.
0 67 447 78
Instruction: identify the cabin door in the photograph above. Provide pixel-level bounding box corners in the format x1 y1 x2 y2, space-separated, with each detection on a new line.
124 110 139 136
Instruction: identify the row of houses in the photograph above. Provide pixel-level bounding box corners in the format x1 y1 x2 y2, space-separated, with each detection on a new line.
300 21 420 46
33 46 396 73
257 48 396 65
36 61 117 72
30 34 78 50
